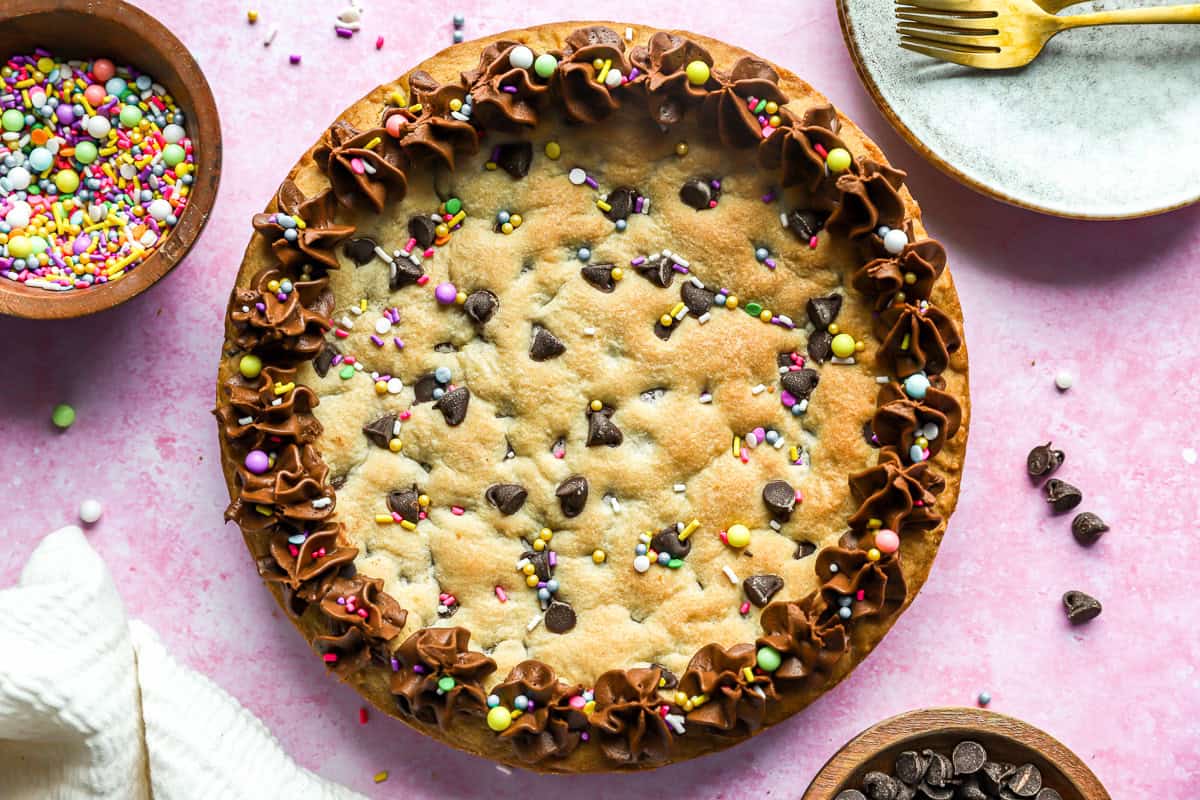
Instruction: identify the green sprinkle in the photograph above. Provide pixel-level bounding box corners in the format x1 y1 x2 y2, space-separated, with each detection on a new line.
745 302 763 316
339 365 355 380
444 197 462 215
756 645 782 673
437 675 456 692
667 558 684 569
51 403 76 429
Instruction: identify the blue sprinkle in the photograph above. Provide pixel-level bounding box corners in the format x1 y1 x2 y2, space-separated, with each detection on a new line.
453 13 465 26
903 373 930 400
577 247 591 262
537 588 550 602
838 606 853 619
432 387 446 400
978 691 992 706
453 31 464 43
546 579 559 593
791 404 804 416
765 430 780 445
909 444 926 463
434 366 452 384
514 695 529 710
838 596 853 607
615 219 627 232
657 552 670 565
754 247 768 262
487 694 500 708
635 543 647 555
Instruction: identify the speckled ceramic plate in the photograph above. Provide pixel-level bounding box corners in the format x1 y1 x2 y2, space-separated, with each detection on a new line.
837 0 1200 219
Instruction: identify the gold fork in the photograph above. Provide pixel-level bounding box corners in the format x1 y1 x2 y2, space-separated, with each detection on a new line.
896 0 1200 69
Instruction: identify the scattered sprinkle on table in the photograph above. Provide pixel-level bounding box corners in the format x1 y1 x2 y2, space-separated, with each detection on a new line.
79 498 102 524
0 51 193 291
977 690 991 706
51 402 75 428
1054 369 1074 391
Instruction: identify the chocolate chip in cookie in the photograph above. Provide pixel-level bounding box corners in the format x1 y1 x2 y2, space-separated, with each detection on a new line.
681 281 713 315
495 141 533 178
762 479 797 516
544 599 577 633
780 368 819 401
463 289 499 324
794 540 817 559
1026 442 1065 479
412 373 440 403
362 412 398 448
786 208 825 242
636 257 674 288
679 177 716 210
529 324 566 361
387 485 421 521
408 213 439 248
742 574 784 607
1062 590 1101 624
581 264 618 292
603 187 637 221
556 475 588 517
808 329 834 363
651 526 691 559
434 386 470 426
343 236 378 266
485 483 527 515
806 294 843 329
313 342 339 378
1044 479 1082 512
586 406 623 447
389 258 424 291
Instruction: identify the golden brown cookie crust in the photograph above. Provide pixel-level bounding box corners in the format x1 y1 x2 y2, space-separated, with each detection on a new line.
216 21 970 772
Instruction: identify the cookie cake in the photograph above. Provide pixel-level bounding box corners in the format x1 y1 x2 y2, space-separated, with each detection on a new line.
215 21 970 771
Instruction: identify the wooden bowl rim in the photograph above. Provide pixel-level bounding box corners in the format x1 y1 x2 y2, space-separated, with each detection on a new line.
0 0 221 320
801 707 1112 800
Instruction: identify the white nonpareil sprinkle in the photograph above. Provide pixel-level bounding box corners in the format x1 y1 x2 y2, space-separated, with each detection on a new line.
340 315 354 329
349 305 363 316
664 713 686 735
779 211 789 228
387 377 404 395
237 416 253 426
79 499 103 524
697 312 710 324
374 317 391 335
689 276 705 288
392 418 402 436
583 326 596 336
373 245 393 263
769 520 781 531
722 566 738 584
673 484 686 493
1055 369 1075 391
496 765 513 776
270 398 282 407
798 399 809 412
831 356 856 365
526 614 543 632
876 375 890 384
751 383 766 395
625 26 633 40
773 437 786 450
669 252 690 268
699 392 712 404
607 495 622 513
311 497 333 509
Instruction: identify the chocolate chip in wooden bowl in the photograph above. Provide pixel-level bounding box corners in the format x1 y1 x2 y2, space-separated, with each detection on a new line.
1071 512 1108 546
762 479 797 517
808 329 834 363
1044 479 1082 512
586 406 623 447
389 257 424 290
780 368 819 401
556 475 588 517
495 141 533 178
485 483 527 515
917 782 953 800
529 324 567 361
434 386 470 426
679 176 717 210
342 236 378 266
1062 590 1102 624
651 526 691 559
742 574 784 607
923 750 954 787
603 186 637 220
581 264 618 292
953 740 987 774
544 599 577 633
806 293 843 329
362 412 398 448
957 777 988 800
408 213 439 248
463 289 498 324
980 761 1015 793
1035 790 1063 800
1026 442 1065 479
681 281 714 315
387 485 421 522
862 771 900 800
895 750 927 785
835 792 867 800
1005 763 1043 797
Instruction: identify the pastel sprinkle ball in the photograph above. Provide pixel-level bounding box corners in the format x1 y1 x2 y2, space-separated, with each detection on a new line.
0 51 193 292
486 705 512 731
830 333 857 359
726 523 751 548
51 402 75 428
244 449 270 475
825 147 852 173
756 645 782 672
1055 369 1074 391
79 498 103 524
874 528 900 554
685 60 710 86
978 691 992 706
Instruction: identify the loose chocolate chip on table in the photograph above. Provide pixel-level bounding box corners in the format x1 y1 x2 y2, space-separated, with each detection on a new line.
1071 511 1108 546
495 141 533 178
343 236 378 266
651 526 691 559
413 373 440 403
463 289 498 324
679 177 713 210
786 208 825 241
485 483 527 515
362 412 397 448
1005 763 1043 797
780 368 820 400
681 281 714 314
586 408 623 447
556 475 588 517
806 293 843 328
952 740 987 774
762 479 798 516
544 599 577 633
389 258 424 290
835 792 867 800
808 329 834 362
1044 478 1083 512
794 540 817 559
1062 590 1102 624
604 186 637 220
529 324 567 361
895 750 927 785
862 771 899 800
387 486 420 521
581 264 617 292
408 214 439 248
742 574 784 608
1026 442 1065 478
434 386 470 426
313 342 339 377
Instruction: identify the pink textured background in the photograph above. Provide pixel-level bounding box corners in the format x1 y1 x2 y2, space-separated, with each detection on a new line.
2 1 1197 796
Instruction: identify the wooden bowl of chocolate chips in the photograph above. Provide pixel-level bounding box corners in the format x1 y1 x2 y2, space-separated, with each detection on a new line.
802 708 1111 800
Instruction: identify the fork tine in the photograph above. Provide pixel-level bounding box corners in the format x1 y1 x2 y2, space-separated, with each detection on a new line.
899 41 996 68
896 10 999 31
895 0 993 12
897 27 1000 50
895 2 996 18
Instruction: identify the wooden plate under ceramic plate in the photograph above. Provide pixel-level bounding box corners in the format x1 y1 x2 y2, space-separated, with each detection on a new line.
802 707 1111 800
837 0 1200 219
0 0 221 319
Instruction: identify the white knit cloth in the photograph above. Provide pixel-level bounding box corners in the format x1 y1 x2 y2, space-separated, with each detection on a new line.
0 526 365 800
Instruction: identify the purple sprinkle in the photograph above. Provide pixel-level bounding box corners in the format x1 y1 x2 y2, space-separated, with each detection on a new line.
413 664 425 674
630 256 646 266
584 177 598 189
491 146 501 162
501 85 518 94
764 258 777 269
337 597 347 605
335 27 354 38
289 54 301 65
276 292 288 301
710 179 721 190
581 732 590 741
671 264 689 274
762 190 776 203
628 67 640 80
634 196 645 214
391 658 400 672
255 302 266 312
537 581 547 589
370 334 384 347
393 337 405 349
331 354 344 366
548 551 557 567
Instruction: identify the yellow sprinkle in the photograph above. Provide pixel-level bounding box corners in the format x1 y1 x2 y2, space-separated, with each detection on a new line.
789 446 799 462
374 771 389 784
726 295 739 310
596 199 612 213
533 539 546 552
742 667 756 683
388 91 406 107
525 574 539 587
448 210 466 228
679 519 700 541
247 9 259 22
659 314 673 327
375 514 394 524
418 494 430 507
732 435 741 457
255 504 273 516
611 267 624 281
400 519 417 531
544 141 561 160
522 564 535 575
364 136 381 150
583 700 596 714
597 58 612 84
407 103 422 114
670 302 686 318
867 518 882 529
539 527 553 541
592 549 606 564
589 399 603 412
359 298 368 311
484 161 497 170
273 381 294 395
294 217 306 230
900 333 911 350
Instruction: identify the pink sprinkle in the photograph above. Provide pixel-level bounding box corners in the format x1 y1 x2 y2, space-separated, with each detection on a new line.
740 601 751 615
439 593 450 602
569 695 586 710
344 356 356 365
813 142 828 158
856 589 866 601
658 705 670 718
554 449 565 459
416 274 430 285
404 237 417 251
399 411 412 420
322 653 338 663
288 544 299 557
359 708 369 724
794 489 804 502
418 511 427 520
495 586 508 603
780 390 796 407
719 530 729 544
334 329 349 338
708 200 718 208
451 506 464 515
357 608 368 618
740 448 749 463
391 512 403 523
761 125 776 138
753 426 765 441
445 595 456 606
375 36 384 50
423 247 435 258
350 157 366 175
809 235 819 249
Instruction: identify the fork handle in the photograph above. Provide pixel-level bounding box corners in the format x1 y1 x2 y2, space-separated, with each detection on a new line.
1038 0 1091 12
1058 3 1200 28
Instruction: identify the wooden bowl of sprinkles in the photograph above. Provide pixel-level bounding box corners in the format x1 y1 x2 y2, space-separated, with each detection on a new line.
0 0 220 319
802 708 1111 800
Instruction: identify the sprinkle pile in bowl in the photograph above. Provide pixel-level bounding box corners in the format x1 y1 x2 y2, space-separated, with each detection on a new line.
0 51 193 291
